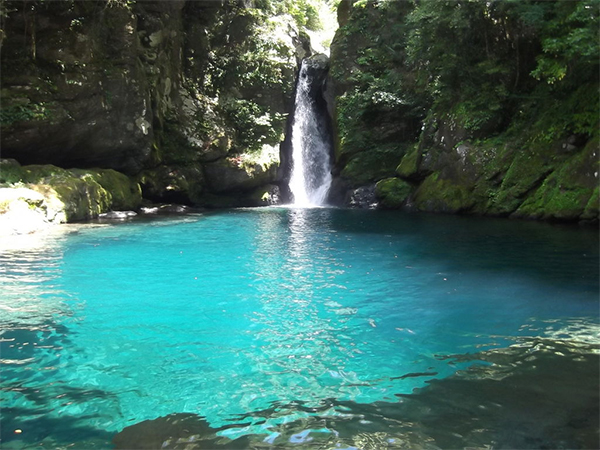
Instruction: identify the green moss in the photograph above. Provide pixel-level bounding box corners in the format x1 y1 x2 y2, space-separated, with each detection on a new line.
581 186 599 221
72 169 142 211
375 177 412 209
413 172 475 213
395 144 420 180
20 164 71 183
486 150 555 216
3 164 142 221
0 102 53 126
341 144 407 187
47 177 111 222
514 139 599 221
0 159 25 185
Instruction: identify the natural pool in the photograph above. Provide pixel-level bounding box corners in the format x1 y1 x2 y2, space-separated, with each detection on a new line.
1 207 598 449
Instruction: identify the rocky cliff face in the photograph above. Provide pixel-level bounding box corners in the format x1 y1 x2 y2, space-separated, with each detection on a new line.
0 0 309 218
1 0 597 227
328 0 599 224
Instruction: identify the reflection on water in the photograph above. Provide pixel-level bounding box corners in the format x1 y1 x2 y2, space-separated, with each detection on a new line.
1 208 598 449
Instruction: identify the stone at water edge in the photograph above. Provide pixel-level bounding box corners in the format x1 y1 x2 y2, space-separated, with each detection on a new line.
0 188 50 235
98 211 138 220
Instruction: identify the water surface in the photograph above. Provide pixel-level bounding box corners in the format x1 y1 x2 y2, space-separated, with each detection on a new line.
1 208 598 449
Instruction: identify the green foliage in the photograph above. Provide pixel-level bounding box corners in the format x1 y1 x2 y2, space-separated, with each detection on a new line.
261 0 326 31
220 99 285 153
333 0 599 191
341 144 408 186
530 1 599 84
200 3 298 154
332 0 423 164
0 102 52 126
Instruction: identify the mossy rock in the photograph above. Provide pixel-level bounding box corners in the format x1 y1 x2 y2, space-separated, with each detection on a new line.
14 165 109 221
341 144 407 187
375 177 412 209
413 172 476 213
23 165 142 218
0 164 142 222
0 187 50 235
72 169 142 211
485 150 555 216
20 164 72 183
395 145 421 180
581 186 599 222
204 154 278 194
513 139 599 221
24 177 109 222
0 159 26 185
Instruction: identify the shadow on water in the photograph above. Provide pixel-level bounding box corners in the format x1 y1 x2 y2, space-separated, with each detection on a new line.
112 338 599 450
249 206 599 291
0 407 115 449
1 321 118 449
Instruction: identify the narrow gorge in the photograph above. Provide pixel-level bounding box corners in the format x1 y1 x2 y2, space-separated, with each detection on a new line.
1 3 599 449
0 0 598 233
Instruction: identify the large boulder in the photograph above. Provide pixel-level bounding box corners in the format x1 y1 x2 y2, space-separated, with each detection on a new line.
204 144 279 194
0 188 50 235
0 161 142 227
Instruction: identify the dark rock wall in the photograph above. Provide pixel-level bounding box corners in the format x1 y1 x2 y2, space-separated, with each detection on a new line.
1 0 185 173
1 0 305 207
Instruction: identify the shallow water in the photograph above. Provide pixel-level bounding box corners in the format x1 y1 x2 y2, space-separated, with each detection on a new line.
1 208 598 449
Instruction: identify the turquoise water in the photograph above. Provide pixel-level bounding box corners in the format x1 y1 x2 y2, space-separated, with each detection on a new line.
1 208 598 449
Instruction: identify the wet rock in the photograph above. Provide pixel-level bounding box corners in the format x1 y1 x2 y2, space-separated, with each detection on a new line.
139 204 203 215
302 54 330 101
346 184 378 209
98 211 137 220
249 184 280 206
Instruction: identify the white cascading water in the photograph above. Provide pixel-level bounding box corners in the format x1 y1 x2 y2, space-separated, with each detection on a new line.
288 60 332 207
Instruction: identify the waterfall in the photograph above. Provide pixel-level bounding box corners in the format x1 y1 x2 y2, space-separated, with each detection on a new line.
288 58 332 207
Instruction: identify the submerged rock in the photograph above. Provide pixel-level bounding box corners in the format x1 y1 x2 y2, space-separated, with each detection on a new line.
112 413 225 450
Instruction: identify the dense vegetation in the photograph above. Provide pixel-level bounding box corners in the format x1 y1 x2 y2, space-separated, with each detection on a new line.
0 0 597 227
330 0 598 222
0 0 332 217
